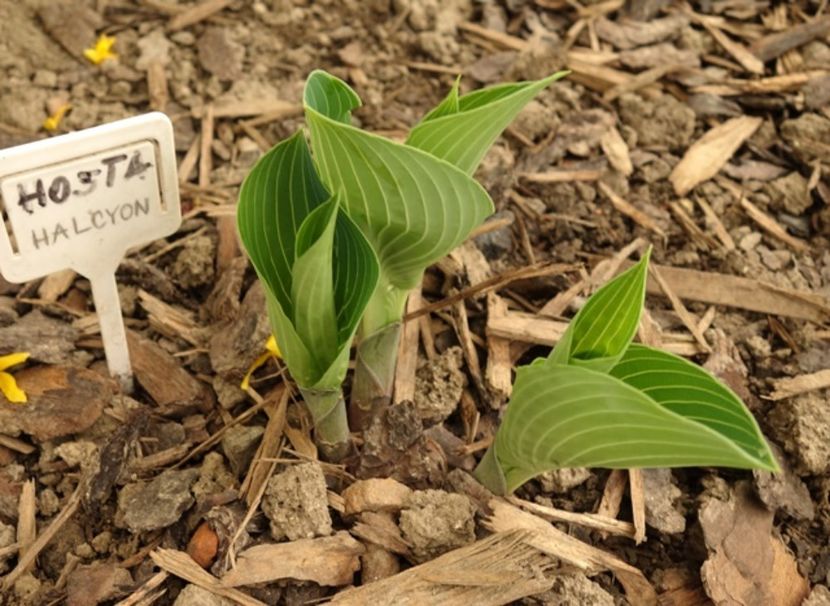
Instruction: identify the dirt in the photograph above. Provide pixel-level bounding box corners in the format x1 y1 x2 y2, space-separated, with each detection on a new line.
0 0 827 604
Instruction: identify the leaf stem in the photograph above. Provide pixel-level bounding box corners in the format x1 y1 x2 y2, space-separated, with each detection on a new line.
473 442 508 496
300 387 351 462
349 321 402 430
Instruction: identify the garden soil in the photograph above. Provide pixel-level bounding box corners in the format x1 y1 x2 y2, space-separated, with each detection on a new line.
0 0 828 604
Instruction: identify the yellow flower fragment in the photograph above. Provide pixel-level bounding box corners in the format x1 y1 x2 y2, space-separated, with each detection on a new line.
240 336 281 391
84 34 117 66
0 352 30 404
43 103 71 133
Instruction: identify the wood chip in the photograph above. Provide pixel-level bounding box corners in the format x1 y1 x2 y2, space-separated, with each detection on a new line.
485 293 513 405
598 182 667 237
750 15 830 62
394 290 422 404
508 496 636 539
520 168 604 183
199 105 214 189
485 499 657 605
487 311 568 346
222 532 364 587
194 99 301 120
702 21 764 74
150 548 266 606
38 269 77 303
597 469 628 521
696 196 736 251
670 116 762 196
600 126 633 175
331 530 555 606
739 197 810 253
168 0 233 31
342 478 412 515
16 480 36 571
649 264 711 352
628 469 646 545
138 289 207 348
768 368 830 401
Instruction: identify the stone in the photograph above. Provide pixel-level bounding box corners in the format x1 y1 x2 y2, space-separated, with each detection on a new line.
117 468 199 532
136 29 173 70
221 424 264 476
192 451 237 503
197 28 245 80
642 469 686 534
171 234 216 290
0 366 111 441
399 490 475 562
804 586 830 606
0 311 77 364
536 573 615 605
0 520 15 574
474 210 514 260
66 563 132 606
754 444 815 521
413 347 466 425
262 462 332 541
780 113 830 165
173 584 234 606
618 92 696 149
770 390 830 475
342 478 412 515
764 172 812 215
538 468 591 493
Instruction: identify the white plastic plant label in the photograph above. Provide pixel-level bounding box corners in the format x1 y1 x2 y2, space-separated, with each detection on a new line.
0 113 181 388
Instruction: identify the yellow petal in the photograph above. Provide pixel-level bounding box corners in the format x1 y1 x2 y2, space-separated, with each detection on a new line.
0 371 26 404
84 34 117 65
0 352 29 372
43 103 71 133
240 351 271 391
265 335 281 358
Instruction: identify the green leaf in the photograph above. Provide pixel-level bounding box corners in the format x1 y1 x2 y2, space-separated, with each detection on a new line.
237 129 379 390
303 70 494 293
490 362 778 494
609 343 778 470
407 72 569 175
548 250 651 373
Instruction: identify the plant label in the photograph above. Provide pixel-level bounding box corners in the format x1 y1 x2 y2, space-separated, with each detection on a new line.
0 113 181 389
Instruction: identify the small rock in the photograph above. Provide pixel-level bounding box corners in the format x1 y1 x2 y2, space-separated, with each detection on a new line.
413 347 466 425
136 29 173 69
804 585 830 606
0 366 111 441
764 172 812 215
342 478 413 515
262 462 332 541
780 113 830 165
90 530 112 554
745 334 771 359
618 92 696 149
474 210 514 260
174 584 234 606
739 231 762 251
66 562 132 606
38 488 60 517
117 468 199 532
54 440 99 474
212 375 247 410
192 451 236 503
538 468 591 493
171 234 216 290
13 573 41 603
642 469 686 534
536 573 615 605
0 310 77 364
753 445 815 521
770 390 830 475
221 424 264 476
399 490 475 562
198 28 245 80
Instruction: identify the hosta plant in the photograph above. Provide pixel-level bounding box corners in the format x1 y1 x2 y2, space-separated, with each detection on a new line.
238 68 568 457
474 250 778 495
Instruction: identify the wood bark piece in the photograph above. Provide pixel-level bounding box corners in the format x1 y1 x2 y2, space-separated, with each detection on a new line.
649 265 711 352
221 532 364 587
127 330 213 414
330 530 555 606
738 197 810 253
485 293 513 405
0 366 111 441
751 16 830 62
628 469 646 545
768 368 830 401
598 182 666 237
600 127 633 175
702 21 764 74
670 116 762 196
150 548 266 606
38 269 77 303
16 480 36 571
485 499 657 605
138 289 207 347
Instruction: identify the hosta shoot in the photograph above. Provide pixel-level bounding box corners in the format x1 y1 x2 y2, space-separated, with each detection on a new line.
303 70 567 428
474 251 778 495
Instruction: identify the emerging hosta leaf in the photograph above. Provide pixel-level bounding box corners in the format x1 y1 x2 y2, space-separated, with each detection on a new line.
303 70 494 295
237 130 379 390
408 72 569 174
547 250 650 373
610 344 777 470
485 363 778 494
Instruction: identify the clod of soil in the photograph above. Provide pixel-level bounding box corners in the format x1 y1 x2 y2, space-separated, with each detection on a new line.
770 390 830 475
173 584 233 606
805 585 830 606
413 346 466 425
399 489 475 562
170 233 217 290
116 468 199 532
261 462 332 541
642 468 686 534
618 92 696 149
532 573 615 606
538 468 591 494
221 423 264 477
66 562 132 606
